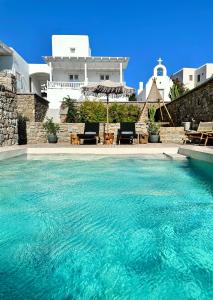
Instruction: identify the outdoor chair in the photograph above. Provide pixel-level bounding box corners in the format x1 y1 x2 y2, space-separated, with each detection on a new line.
200 131 213 146
183 122 213 145
77 123 100 145
117 122 138 144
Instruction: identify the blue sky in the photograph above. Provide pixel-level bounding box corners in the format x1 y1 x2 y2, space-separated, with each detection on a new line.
1 0 213 89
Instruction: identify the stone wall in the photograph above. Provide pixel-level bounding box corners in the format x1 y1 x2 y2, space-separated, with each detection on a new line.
16 93 49 122
0 77 18 146
26 122 184 144
156 77 213 126
27 122 148 144
160 127 185 143
0 72 16 93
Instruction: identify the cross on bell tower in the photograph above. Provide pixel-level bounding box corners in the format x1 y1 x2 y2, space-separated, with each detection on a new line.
157 57 163 65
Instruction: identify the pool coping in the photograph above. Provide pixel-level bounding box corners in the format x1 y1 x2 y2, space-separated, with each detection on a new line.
0 144 213 163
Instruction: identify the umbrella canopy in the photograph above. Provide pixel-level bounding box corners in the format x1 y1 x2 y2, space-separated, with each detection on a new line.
82 80 135 98
81 80 135 138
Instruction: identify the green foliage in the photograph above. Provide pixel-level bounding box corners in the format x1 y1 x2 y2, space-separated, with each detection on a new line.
43 117 60 135
79 100 106 122
109 103 140 123
169 77 188 101
148 106 156 123
148 106 160 135
128 93 137 101
62 96 79 122
60 98 141 123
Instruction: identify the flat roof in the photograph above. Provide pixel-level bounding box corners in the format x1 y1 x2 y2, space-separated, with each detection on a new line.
44 56 129 69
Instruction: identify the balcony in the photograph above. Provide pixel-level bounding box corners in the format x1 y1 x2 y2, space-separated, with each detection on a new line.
47 81 86 89
47 81 125 90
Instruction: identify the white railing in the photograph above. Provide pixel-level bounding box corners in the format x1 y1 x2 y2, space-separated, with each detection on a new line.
47 81 126 90
47 81 85 89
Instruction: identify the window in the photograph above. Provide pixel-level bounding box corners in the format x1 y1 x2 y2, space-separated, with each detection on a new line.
157 67 163 76
69 74 79 81
70 48 75 53
197 74 201 82
189 75 193 81
100 75 110 81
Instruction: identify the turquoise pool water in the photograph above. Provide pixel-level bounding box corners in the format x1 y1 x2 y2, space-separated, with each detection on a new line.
0 156 213 299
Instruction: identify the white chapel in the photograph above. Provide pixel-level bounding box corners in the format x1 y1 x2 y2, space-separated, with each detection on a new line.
137 58 173 102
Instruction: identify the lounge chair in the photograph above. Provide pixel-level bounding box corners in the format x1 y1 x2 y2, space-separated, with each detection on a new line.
77 122 99 145
200 131 213 146
117 122 138 144
183 122 213 144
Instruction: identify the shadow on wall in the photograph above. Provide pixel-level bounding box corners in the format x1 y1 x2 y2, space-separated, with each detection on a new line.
18 115 28 145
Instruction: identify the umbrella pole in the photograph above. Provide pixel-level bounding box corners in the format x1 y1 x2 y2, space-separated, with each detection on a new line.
106 94 109 134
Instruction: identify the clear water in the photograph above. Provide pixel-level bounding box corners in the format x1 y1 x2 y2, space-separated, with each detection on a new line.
0 155 213 300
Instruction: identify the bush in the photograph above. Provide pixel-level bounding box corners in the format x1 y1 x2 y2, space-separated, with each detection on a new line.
60 98 141 123
62 96 79 122
109 103 140 123
79 100 106 122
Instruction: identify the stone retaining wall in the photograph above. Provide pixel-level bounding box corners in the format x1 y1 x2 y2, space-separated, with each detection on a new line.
0 72 16 93
156 77 213 126
160 127 185 143
26 122 184 144
16 93 49 122
0 86 18 146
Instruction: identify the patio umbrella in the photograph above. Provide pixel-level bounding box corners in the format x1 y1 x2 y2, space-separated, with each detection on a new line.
81 80 135 133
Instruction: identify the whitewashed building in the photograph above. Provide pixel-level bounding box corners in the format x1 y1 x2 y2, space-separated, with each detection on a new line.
0 41 30 92
43 35 129 108
172 63 213 90
137 58 172 103
0 35 130 119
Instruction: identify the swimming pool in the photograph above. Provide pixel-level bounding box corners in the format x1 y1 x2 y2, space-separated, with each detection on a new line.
0 156 213 299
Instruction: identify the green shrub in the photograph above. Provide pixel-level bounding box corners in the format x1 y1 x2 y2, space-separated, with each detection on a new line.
79 100 106 122
109 103 140 123
62 96 79 122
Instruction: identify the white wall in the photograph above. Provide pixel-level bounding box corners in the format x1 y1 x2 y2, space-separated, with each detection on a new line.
52 35 91 57
29 64 50 75
52 69 121 83
11 49 30 92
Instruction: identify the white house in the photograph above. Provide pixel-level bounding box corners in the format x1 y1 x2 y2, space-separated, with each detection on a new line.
172 63 213 90
0 35 130 119
0 41 30 93
137 58 172 103
43 35 129 108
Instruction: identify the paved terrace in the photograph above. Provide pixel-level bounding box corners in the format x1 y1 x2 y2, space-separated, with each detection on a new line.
0 144 212 163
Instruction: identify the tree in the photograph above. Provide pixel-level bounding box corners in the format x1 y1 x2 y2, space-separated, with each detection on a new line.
169 77 188 101
61 96 79 122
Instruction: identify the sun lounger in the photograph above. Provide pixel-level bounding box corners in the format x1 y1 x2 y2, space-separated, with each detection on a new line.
77 123 99 144
183 122 213 144
117 122 138 144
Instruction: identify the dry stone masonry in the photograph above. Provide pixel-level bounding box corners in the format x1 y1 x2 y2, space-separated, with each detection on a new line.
16 93 49 122
0 73 18 146
156 77 213 126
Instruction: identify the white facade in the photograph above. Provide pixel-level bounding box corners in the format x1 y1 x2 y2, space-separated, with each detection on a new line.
52 35 91 57
0 41 30 93
43 35 129 110
138 58 172 102
173 64 213 90
0 36 130 112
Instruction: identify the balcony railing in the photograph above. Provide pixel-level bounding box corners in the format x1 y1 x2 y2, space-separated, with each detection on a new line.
47 81 85 89
47 81 125 90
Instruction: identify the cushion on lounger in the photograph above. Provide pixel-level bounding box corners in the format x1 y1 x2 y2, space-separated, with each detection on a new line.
85 131 96 135
121 131 133 135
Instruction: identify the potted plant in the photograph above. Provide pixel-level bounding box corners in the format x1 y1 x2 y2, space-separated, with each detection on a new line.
148 107 161 143
43 117 60 143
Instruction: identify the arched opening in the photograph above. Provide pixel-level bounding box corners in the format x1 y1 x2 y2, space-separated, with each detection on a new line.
30 72 50 97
